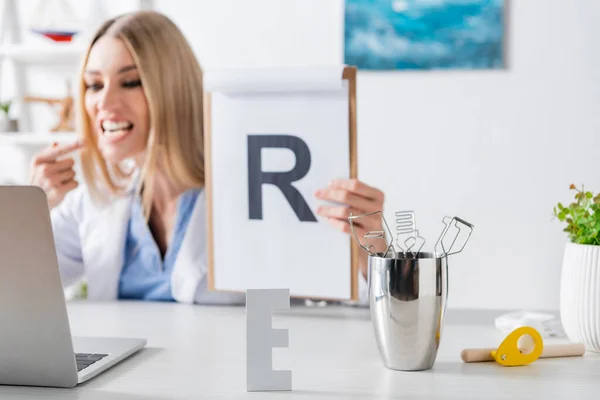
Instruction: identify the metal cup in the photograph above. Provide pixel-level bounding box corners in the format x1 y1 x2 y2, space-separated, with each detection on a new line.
368 252 448 371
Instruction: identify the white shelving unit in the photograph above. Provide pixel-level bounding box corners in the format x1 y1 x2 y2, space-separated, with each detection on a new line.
0 43 86 63
0 131 77 145
1 0 31 133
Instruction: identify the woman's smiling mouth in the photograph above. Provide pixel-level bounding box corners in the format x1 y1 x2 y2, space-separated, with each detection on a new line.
100 119 134 143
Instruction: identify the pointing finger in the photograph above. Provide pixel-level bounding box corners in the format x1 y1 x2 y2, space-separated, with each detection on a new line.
34 140 84 164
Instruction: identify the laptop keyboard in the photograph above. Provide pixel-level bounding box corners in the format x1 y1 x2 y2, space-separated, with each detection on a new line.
75 353 109 372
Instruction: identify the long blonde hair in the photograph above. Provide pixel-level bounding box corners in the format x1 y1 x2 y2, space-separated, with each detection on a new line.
77 11 205 218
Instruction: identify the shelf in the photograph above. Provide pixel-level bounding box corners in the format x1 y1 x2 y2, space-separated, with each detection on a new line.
0 132 78 145
0 43 86 63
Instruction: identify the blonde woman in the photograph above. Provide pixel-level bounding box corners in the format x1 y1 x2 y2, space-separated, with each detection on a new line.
29 11 384 304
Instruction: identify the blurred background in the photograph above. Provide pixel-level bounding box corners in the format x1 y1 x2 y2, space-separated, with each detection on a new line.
1 0 599 311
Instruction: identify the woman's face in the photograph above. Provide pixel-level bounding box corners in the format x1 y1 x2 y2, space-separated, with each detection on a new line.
83 36 150 163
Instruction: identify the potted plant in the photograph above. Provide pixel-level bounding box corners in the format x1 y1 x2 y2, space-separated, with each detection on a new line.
0 100 19 133
554 184 600 351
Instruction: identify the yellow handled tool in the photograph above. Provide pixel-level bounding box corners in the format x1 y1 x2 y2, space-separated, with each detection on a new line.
461 326 585 366
491 326 543 366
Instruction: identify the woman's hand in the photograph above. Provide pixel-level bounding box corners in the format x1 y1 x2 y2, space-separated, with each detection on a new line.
314 178 385 279
30 141 84 209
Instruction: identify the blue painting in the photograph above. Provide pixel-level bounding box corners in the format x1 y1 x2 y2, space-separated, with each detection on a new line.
344 0 504 70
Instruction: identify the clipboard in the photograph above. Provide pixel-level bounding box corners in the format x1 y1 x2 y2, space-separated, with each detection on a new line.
203 65 359 301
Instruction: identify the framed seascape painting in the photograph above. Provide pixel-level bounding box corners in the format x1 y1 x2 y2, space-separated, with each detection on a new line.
344 0 504 70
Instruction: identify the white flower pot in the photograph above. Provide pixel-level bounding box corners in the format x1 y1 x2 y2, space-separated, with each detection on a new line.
560 241 600 352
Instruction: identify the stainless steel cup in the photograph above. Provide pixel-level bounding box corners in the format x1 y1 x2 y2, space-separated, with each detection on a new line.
368 252 448 371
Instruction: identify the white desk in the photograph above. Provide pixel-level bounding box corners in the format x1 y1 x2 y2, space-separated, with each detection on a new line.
1 302 598 399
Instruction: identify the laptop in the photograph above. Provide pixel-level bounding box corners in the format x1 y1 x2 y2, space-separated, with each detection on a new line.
0 186 146 388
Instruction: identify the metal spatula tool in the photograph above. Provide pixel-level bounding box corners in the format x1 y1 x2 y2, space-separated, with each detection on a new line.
434 216 474 257
395 210 425 257
348 210 396 258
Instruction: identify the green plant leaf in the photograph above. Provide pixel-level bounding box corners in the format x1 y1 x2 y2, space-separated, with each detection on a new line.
0 101 10 115
555 185 600 244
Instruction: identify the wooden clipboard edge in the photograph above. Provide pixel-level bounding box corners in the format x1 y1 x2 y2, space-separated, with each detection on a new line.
343 65 359 302
205 66 359 302
204 91 216 291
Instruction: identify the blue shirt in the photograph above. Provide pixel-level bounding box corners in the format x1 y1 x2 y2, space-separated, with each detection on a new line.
118 189 201 301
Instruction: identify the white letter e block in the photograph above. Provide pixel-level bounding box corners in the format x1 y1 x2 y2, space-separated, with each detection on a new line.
246 289 291 392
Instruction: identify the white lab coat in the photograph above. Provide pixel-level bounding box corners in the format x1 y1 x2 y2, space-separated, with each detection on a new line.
50 186 368 304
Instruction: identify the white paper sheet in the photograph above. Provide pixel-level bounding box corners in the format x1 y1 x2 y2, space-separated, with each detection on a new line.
208 66 352 300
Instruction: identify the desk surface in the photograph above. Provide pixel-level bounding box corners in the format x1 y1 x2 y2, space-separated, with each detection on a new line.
1 302 599 399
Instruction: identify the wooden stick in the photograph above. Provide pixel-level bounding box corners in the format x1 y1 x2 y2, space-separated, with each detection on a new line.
461 343 586 363
23 96 62 104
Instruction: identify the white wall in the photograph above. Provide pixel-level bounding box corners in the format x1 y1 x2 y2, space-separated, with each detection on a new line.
155 0 600 310
3 0 599 310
